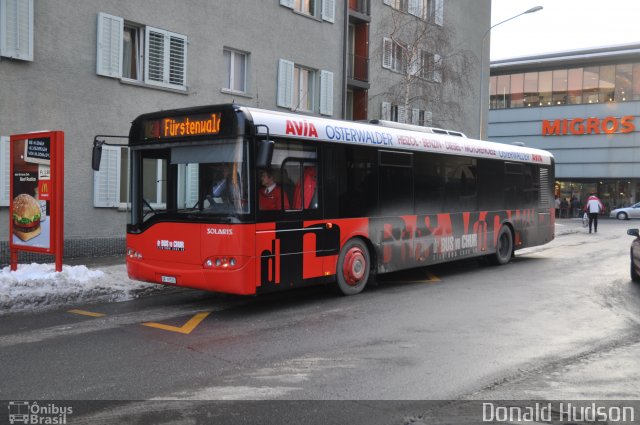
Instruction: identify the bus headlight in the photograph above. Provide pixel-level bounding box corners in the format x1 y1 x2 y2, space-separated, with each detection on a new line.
126 248 143 259
203 256 242 270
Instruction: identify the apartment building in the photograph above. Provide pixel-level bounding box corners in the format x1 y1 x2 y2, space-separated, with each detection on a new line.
0 0 489 262
363 0 489 136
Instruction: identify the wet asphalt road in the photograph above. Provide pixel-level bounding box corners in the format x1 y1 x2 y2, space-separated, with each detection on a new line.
1 218 639 423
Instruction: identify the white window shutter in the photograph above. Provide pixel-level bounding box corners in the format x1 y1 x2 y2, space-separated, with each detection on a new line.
424 110 433 126
185 164 199 208
408 0 420 17
397 105 406 123
411 108 420 125
0 136 9 206
382 38 392 69
145 27 165 85
434 53 442 82
1 0 33 61
434 0 443 26
277 59 294 108
280 0 294 8
381 102 391 120
320 70 334 116
96 12 123 78
322 0 335 23
168 32 187 88
144 27 187 90
93 145 121 207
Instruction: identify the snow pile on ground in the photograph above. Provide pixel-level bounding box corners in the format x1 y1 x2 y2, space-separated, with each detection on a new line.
0 263 159 315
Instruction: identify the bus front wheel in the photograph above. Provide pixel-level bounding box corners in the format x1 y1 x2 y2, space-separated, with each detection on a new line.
490 225 514 265
336 238 370 296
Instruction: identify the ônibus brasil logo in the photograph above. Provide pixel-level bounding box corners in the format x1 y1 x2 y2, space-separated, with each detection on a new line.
8 401 73 424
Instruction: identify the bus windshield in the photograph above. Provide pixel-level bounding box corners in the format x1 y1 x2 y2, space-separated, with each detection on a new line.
132 138 251 225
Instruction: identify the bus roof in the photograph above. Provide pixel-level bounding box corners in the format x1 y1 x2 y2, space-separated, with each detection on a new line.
244 107 553 166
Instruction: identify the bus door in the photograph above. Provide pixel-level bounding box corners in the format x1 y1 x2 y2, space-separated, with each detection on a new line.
255 141 338 291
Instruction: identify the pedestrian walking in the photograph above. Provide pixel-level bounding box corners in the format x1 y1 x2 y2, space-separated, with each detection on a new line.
571 197 581 217
584 193 604 234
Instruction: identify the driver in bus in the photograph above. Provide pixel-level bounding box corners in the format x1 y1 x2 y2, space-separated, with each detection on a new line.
259 168 289 210
209 163 240 205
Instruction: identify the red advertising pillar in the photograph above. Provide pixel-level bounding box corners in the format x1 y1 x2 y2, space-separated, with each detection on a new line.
9 131 64 272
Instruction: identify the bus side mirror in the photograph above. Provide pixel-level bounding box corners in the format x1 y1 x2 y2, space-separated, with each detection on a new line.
256 139 274 169
92 141 103 171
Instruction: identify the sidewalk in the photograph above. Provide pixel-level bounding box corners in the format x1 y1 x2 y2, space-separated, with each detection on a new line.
0 255 160 316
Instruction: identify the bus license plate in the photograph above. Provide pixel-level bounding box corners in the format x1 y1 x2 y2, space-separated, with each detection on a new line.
161 275 177 285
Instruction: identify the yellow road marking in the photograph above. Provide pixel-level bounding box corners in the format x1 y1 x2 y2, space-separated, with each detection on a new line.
68 309 106 318
142 311 212 335
425 272 440 282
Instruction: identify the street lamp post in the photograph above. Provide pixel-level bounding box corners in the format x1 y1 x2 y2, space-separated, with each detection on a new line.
478 6 543 140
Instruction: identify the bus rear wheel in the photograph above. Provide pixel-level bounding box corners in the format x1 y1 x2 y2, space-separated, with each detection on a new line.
336 238 370 296
490 225 513 265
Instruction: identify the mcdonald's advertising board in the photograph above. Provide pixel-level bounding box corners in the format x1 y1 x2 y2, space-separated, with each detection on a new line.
9 131 64 271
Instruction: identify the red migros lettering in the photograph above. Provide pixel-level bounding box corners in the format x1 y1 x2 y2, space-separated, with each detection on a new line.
542 116 636 136
285 120 319 138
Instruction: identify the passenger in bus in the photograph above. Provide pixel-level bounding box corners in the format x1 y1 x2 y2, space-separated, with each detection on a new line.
292 166 317 209
259 169 289 210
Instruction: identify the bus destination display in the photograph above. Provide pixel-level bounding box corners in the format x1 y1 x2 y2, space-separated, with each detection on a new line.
144 113 222 140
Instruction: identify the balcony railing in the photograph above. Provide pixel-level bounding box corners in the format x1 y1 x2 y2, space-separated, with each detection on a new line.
349 0 370 15
348 54 369 82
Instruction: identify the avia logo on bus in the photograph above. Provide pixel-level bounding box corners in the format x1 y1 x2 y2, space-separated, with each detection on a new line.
285 120 319 138
542 116 635 136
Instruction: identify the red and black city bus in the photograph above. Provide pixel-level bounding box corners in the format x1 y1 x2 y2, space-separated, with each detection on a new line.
94 104 555 296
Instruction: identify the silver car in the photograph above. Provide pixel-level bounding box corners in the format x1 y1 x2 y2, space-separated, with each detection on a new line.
610 203 640 220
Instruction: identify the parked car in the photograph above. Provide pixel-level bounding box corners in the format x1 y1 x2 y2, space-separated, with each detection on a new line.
627 228 640 282
611 202 640 220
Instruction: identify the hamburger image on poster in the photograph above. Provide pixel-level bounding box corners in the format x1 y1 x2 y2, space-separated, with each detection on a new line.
12 193 42 241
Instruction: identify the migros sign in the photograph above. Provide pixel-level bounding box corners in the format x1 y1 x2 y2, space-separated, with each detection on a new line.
542 116 635 136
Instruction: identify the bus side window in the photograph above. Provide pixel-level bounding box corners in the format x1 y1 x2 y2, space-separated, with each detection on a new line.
292 165 317 210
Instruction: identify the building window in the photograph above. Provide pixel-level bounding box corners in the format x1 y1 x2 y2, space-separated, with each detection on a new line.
567 68 583 104
1 0 33 61
382 37 406 73
294 0 315 15
223 49 247 93
122 25 141 80
97 12 187 91
280 0 335 22
381 102 431 126
552 69 568 105
615 64 632 102
277 59 333 116
93 146 167 208
294 66 314 112
383 0 443 25
491 60 640 109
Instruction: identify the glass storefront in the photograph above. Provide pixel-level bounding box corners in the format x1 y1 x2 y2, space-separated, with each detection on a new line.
490 61 640 109
555 179 638 216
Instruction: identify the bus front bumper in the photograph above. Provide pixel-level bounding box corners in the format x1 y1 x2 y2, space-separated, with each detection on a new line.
126 257 256 295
